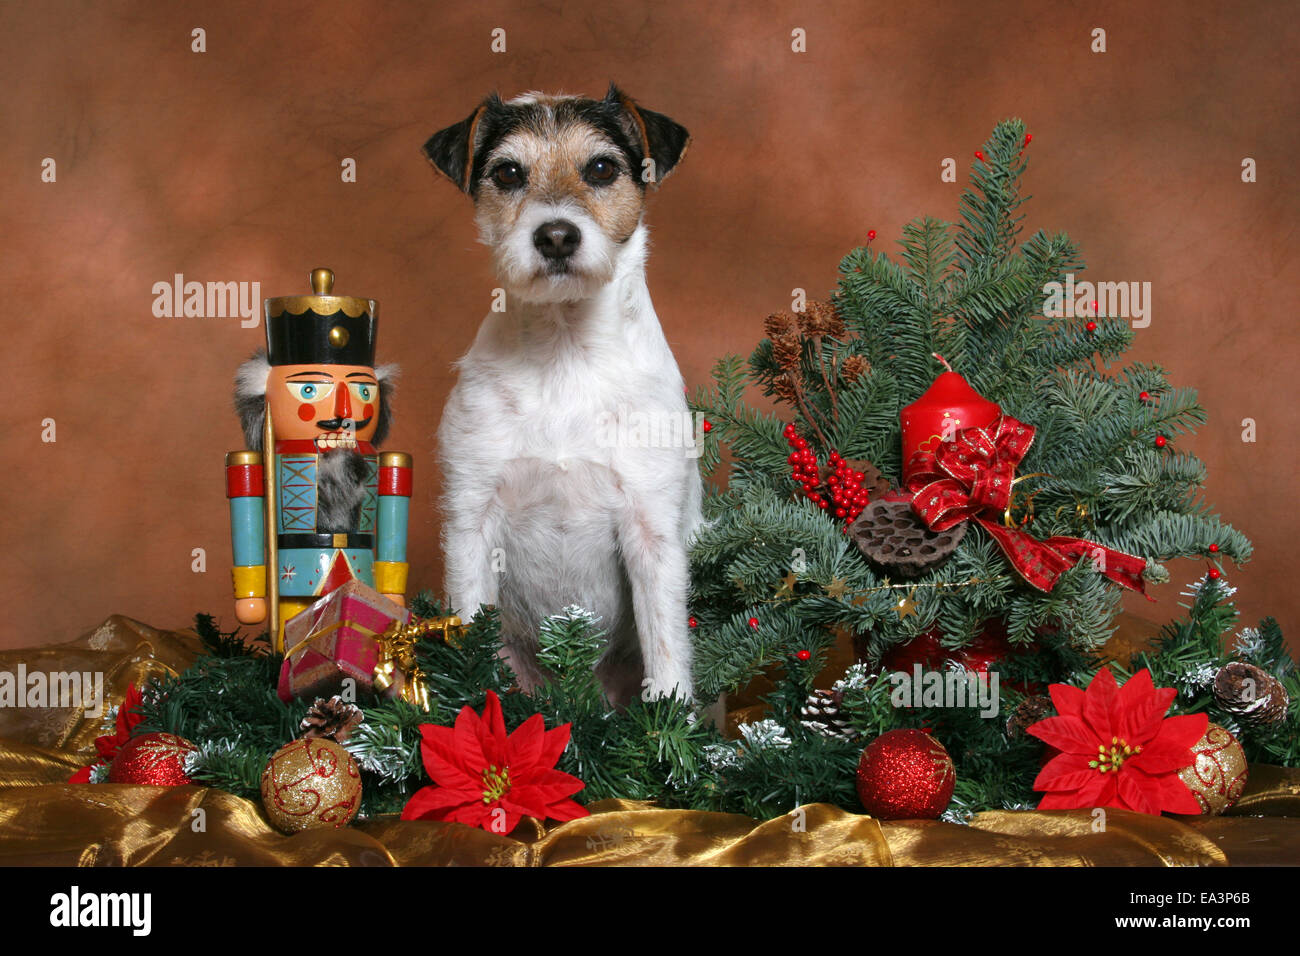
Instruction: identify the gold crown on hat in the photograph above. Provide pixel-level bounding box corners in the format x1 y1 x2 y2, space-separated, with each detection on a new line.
265 267 376 319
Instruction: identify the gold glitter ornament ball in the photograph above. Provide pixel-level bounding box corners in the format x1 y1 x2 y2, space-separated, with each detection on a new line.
260 738 362 834
1177 722 1248 815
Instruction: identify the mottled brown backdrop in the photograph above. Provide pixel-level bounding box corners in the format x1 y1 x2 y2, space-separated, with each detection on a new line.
4 0 1297 650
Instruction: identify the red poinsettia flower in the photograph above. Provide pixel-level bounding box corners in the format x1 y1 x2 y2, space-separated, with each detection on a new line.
401 691 588 834
69 682 145 783
1027 668 1207 815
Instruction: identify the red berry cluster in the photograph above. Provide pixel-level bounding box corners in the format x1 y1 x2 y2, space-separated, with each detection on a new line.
783 424 869 523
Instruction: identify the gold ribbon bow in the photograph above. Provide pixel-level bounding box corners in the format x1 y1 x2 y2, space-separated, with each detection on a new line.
373 616 464 712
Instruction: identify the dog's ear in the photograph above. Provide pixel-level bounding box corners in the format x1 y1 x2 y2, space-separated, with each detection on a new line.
604 83 691 186
423 93 501 194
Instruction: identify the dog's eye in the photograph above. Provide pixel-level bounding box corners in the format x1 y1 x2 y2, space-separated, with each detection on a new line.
584 158 618 185
491 163 524 189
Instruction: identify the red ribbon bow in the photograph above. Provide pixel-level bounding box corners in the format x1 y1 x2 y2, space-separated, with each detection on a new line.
906 415 1148 595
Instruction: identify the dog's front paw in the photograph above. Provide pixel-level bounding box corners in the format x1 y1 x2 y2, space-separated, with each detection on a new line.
639 673 694 704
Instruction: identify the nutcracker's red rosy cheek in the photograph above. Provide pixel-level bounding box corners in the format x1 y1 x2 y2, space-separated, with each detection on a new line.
363 404 374 420
298 403 316 422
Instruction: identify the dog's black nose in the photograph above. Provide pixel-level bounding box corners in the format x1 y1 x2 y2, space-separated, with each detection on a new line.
533 220 582 259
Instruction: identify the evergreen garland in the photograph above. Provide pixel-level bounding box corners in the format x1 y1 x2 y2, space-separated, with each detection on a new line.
122 120 1293 825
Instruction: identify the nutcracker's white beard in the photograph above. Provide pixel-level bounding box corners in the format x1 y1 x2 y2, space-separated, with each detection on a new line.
316 448 369 533
233 351 273 450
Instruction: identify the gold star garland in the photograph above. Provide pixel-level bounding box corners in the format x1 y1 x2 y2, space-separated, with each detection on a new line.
893 587 919 620
765 574 1011 608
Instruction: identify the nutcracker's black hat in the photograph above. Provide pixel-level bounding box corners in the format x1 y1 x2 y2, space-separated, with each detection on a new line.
264 268 377 367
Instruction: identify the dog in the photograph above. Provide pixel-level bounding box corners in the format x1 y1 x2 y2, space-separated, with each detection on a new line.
424 84 701 705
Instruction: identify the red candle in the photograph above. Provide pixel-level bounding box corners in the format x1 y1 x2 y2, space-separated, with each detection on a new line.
900 356 1001 462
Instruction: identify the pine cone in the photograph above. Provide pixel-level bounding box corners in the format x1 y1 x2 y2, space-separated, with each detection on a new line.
1006 695 1054 739
799 688 858 740
300 696 364 743
841 354 871 385
772 372 800 405
800 300 846 339
771 332 803 372
1213 661 1289 726
765 311 795 338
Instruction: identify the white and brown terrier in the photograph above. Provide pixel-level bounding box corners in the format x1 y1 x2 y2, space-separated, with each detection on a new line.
424 85 701 704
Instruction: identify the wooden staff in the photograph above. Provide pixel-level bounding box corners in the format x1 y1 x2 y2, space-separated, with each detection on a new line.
263 400 280 651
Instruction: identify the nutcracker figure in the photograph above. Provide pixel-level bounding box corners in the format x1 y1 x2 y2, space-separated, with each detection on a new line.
225 268 412 651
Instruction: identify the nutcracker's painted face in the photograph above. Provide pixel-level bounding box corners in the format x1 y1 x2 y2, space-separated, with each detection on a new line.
233 351 396 453
266 364 381 448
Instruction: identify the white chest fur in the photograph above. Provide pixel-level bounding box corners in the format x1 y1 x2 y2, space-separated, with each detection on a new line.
438 225 700 703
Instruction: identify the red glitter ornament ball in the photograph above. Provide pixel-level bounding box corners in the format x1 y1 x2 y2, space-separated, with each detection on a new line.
855 729 956 820
1155 435 1168 448
796 649 812 661
107 732 197 786
1085 321 1097 332
882 623 1014 678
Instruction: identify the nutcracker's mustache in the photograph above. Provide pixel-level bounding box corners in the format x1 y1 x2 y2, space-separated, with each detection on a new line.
316 416 372 432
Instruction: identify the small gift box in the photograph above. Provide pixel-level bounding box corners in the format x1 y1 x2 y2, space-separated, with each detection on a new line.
276 579 410 703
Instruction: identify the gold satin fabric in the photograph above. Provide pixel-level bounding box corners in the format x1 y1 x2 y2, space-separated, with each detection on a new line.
1 616 1297 866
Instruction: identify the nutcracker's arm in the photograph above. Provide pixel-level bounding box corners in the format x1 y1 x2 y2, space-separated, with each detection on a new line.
226 450 268 624
374 451 412 607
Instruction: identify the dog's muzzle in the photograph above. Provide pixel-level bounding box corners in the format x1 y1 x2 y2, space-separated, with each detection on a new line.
533 219 582 261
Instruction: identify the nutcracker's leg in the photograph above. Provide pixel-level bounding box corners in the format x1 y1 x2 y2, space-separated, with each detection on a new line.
276 599 313 649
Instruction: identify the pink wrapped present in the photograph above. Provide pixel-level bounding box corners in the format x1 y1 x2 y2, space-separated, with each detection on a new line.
277 579 410 703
